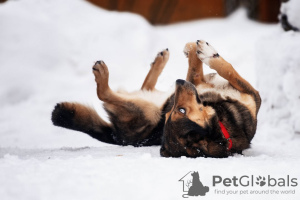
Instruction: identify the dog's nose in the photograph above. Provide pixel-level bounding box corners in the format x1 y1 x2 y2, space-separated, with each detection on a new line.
176 79 185 86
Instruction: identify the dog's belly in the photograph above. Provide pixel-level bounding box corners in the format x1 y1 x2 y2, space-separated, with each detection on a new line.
116 88 173 109
198 73 241 99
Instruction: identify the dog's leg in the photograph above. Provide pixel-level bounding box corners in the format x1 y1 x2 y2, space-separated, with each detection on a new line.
93 61 162 145
196 40 261 107
92 60 121 102
141 49 169 91
184 42 205 86
51 102 116 144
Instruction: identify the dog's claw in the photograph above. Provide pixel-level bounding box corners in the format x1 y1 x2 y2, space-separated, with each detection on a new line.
95 60 104 65
92 67 99 71
213 53 219 58
160 52 163 56
166 48 168 51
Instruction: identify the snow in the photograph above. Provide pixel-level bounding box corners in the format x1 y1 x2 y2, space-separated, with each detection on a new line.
0 0 300 199
281 0 300 30
256 30 300 134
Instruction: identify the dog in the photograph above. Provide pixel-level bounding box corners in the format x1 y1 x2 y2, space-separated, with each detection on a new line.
188 172 209 196
51 40 261 158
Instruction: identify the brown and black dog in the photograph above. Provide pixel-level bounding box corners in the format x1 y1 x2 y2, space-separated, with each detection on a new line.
51 40 261 158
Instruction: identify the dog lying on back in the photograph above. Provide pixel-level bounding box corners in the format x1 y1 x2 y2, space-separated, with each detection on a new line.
52 40 261 158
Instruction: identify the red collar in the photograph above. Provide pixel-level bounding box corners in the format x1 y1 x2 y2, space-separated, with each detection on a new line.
218 121 232 151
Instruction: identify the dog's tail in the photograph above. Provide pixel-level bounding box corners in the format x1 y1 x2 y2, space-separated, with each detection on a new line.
51 102 116 144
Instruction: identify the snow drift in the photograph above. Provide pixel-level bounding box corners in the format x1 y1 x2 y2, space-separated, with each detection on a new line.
0 0 300 200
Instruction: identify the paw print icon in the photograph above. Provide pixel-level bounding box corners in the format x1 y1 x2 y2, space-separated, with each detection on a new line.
256 176 266 186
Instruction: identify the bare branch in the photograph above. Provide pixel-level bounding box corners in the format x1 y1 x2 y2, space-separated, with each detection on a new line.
186 180 192 189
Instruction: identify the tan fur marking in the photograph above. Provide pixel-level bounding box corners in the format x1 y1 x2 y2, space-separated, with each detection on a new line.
184 42 205 86
141 49 169 91
171 87 215 127
208 57 257 94
165 110 172 123
240 93 256 118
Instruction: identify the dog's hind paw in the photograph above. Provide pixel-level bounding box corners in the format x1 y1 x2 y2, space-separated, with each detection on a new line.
51 102 75 128
196 40 219 66
93 61 109 84
183 42 197 58
92 60 111 100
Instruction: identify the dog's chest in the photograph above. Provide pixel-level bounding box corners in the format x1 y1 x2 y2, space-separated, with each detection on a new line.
198 74 241 100
197 74 256 117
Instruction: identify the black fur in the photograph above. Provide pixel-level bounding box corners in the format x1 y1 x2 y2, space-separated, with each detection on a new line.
52 103 116 144
161 116 210 157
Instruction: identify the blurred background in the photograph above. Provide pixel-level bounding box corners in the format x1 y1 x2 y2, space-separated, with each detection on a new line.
0 0 300 200
86 0 280 24
85 0 295 28
0 0 291 24
87 0 300 33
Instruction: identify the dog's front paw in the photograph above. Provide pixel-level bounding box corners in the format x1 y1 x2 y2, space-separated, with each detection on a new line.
196 40 219 66
151 48 169 68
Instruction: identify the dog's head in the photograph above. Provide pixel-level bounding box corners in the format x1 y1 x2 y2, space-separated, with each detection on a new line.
191 171 199 178
161 80 228 158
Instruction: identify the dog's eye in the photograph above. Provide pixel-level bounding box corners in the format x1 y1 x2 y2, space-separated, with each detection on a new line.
179 108 186 114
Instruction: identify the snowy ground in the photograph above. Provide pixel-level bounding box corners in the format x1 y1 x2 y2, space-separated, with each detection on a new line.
0 0 300 199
